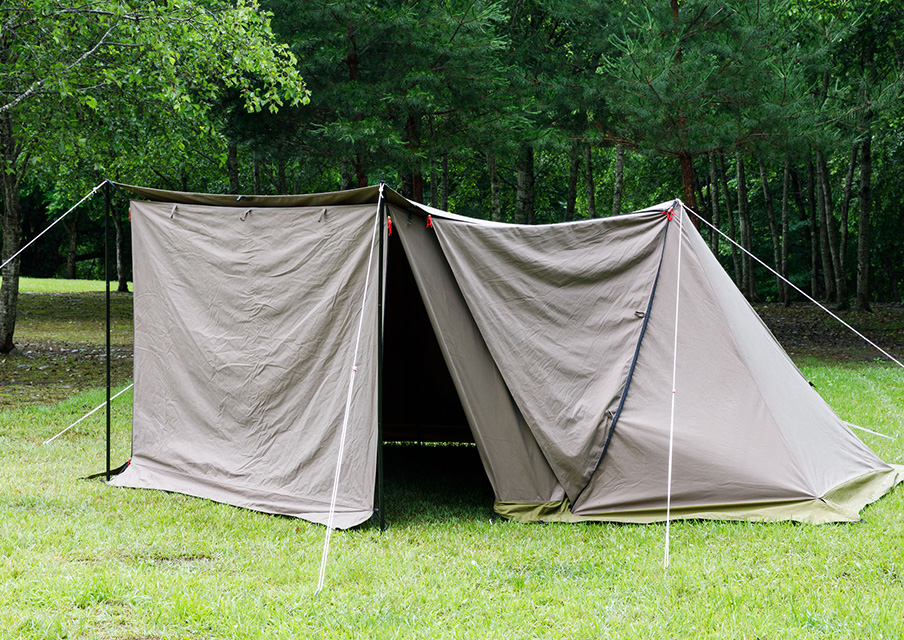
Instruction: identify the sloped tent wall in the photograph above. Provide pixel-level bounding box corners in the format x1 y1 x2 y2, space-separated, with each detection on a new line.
429 203 902 523
111 185 902 527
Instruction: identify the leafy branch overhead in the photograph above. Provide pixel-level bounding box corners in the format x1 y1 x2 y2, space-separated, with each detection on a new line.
0 0 309 117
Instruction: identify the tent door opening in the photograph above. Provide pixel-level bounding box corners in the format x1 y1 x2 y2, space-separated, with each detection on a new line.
382 230 472 444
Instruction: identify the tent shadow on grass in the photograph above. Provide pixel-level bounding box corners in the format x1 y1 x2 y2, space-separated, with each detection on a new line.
381 443 495 526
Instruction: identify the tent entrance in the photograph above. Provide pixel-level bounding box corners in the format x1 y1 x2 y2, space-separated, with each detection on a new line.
382 231 472 443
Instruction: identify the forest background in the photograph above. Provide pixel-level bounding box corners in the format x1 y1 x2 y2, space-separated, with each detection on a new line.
1 0 903 355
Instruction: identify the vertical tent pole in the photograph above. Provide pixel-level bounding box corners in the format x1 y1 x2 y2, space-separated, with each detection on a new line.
376 183 386 531
104 182 112 481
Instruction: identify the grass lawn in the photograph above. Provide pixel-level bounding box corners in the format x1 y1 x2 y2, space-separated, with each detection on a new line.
1 280 902 639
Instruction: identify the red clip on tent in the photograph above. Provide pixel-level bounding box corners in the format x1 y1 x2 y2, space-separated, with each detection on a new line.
110 184 902 527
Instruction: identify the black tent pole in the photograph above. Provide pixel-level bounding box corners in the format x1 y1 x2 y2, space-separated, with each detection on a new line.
376 185 386 531
104 182 112 481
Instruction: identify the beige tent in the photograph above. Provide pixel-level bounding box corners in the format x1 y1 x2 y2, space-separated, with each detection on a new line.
110 184 902 527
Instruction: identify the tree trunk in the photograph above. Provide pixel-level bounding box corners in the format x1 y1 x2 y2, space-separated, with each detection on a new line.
112 208 128 292
839 143 859 276
707 153 721 254
64 210 79 279
227 141 240 194
679 151 699 223
340 159 354 190
880 253 900 303
440 153 449 211
430 156 439 208
0 113 22 353
515 145 535 224
611 142 625 217
566 144 579 222
758 158 782 301
817 151 846 306
800 163 820 299
276 160 287 195
252 155 261 194
718 155 742 287
583 142 596 218
856 131 872 311
814 155 836 301
354 153 367 188
487 152 502 222
736 154 755 300
780 159 791 305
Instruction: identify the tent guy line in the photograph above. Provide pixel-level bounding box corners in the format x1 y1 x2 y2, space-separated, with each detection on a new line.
0 180 107 273
685 205 904 370
316 192 384 596
664 204 685 571
42 384 134 446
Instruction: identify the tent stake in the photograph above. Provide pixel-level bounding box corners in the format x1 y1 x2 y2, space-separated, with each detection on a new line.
104 182 112 481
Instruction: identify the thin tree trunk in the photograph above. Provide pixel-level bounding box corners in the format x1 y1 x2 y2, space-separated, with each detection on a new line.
566 145 579 222
780 159 791 305
276 160 287 195
707 153 721 254
112 209 128 292
694 170 708 227
758 158 782 301
800 162 820 298
718 155 741 287
736 154 755 300
839 142 859 276
252 154 261 194
487 152 502 222
227 141 240 194
430 156 439 208
817 151 846 306
611 142 625 217
584 142 596 218
440 153 449 211
354 153 367 188
814 155 836 301
340 159 354 190
856 131 872 311
880 253 900 303
515 145 535 225
64 210 79 279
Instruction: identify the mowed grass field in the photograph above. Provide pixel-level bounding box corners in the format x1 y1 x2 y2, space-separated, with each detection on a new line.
1 279 903 639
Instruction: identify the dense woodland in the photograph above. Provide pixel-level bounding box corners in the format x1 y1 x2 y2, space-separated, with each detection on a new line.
1 0 903 354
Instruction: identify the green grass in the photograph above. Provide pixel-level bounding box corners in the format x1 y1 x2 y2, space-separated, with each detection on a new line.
1 280 903 639
14 278 132 294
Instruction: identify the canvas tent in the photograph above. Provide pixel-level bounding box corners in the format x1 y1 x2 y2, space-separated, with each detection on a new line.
109 183 902 528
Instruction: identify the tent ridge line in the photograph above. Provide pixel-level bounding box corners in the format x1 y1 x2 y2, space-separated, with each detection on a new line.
572 215 674 509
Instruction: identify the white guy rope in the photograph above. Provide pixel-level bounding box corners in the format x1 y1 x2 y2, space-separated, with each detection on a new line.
845 421 896 440
664 203 684 571
42 383 134 445
686 204 904 371
0 181 107 273
315 195 383 596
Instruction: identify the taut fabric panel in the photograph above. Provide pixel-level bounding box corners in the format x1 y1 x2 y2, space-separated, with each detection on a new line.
575 206 893 520
111 201 380 528
393 208 563 503
433 213 667 503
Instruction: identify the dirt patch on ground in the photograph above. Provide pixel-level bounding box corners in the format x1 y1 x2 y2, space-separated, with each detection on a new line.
0 291 133 408
753 302 904 364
